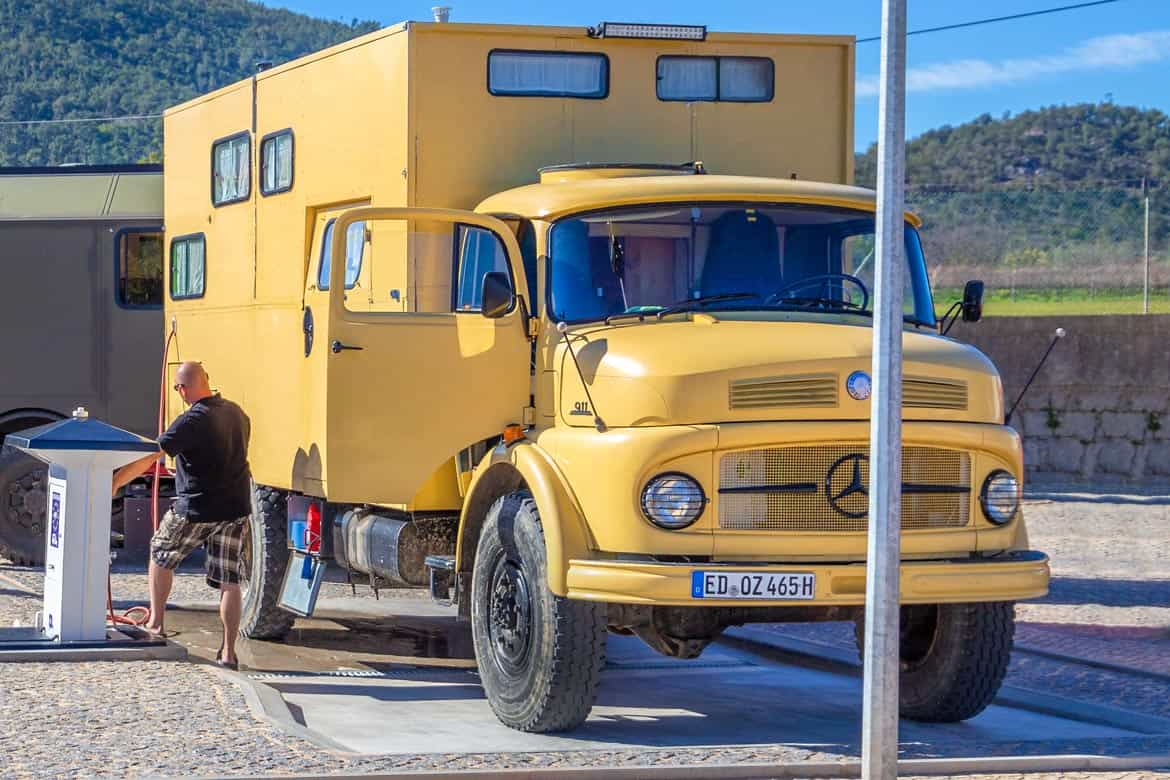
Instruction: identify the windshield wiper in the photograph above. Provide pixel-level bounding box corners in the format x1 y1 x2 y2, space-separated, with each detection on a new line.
767 296 871 317
655 292 760 319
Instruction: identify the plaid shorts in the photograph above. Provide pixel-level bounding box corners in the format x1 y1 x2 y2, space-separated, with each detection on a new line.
150 509 247 589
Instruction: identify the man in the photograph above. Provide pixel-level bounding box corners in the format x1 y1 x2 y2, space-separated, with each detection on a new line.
113 361 253 669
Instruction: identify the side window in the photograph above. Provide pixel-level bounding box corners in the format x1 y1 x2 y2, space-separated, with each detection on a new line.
211 132 250 206
170 234 206 300
488 50 609 98
657 56 774 102
116 228 163 308
317 218 365 290
455 226 510 311
260 130 293 196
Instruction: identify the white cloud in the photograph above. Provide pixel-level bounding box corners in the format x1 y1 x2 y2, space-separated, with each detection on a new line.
856 30 1170 97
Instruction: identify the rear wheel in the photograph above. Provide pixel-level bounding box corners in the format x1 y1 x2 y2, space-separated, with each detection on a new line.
240 483 296 639
855 601 1015 722
471 491 606 732
0 448 48 566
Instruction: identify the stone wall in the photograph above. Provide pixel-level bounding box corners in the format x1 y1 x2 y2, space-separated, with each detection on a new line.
952 315 1170 487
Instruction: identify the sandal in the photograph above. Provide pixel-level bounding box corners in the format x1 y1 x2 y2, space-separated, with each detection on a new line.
216 640 239 671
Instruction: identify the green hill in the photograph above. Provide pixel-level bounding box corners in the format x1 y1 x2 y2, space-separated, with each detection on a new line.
856 103 1170 190
855 104 1169 303
0 0 379 166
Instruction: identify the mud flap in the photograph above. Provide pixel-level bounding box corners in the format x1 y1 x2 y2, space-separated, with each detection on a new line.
278 551 326 616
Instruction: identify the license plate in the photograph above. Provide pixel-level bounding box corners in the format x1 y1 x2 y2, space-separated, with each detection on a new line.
691 571 816 600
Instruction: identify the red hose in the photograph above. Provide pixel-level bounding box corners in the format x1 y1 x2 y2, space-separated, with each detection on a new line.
107 328 176 629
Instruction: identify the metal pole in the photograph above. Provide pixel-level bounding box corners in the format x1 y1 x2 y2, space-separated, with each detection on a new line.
861 0 907 778
1143 178 1150 314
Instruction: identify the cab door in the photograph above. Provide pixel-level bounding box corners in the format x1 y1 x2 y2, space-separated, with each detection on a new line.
324 207 531 504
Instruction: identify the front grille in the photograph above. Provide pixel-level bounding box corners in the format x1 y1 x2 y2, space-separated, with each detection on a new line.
718 445 970 532
729 373 838 409
903 376 968 410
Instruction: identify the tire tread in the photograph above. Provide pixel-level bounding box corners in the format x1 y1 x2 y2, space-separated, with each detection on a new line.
240 484 296 640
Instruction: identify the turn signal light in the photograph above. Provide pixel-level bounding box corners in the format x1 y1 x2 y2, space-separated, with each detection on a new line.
503 424 526 445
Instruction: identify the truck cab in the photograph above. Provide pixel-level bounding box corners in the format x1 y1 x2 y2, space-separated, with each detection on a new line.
161 20 1048 734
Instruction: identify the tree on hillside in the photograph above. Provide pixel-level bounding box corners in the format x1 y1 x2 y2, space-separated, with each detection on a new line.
0 0 379 165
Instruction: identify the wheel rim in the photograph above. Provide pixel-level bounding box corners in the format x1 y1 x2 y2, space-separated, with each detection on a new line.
6 468 46 537
487 558 533 675
899 604 940 671
239 521 255 597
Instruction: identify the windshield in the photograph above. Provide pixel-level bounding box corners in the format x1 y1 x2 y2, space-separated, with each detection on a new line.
548 204 936 325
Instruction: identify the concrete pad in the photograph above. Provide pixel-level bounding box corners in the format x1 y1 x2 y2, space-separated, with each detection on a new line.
0 626 187 662
249 634 1141 755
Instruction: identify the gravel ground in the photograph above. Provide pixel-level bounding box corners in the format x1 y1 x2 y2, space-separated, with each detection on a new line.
0 498 1167 779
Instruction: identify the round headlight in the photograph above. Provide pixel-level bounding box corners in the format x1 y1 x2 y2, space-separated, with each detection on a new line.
980 470 1019 525
640 473 706 529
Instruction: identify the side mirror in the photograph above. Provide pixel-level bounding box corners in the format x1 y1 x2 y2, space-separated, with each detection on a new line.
961 280 984 323
481 271 514 319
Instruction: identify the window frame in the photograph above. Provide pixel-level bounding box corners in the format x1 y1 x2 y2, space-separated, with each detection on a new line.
316 217 366 292
486 49 611 100
113 225 164 310
259 128 295 197
452 223 519 314
655 55 775 103
169 232 207 301
210 130 252 207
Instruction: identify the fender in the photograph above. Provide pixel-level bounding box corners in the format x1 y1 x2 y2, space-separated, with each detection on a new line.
456 439 595 596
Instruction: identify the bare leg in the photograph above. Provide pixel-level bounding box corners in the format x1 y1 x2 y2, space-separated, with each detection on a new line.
219 583 242 663
145 562 174 634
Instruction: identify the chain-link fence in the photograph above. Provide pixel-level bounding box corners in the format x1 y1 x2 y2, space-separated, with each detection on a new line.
911 185 1167 315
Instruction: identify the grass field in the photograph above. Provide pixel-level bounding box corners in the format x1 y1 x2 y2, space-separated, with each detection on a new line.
934 287 1170 316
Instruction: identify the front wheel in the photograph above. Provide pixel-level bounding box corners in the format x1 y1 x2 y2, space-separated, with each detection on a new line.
471 491 606 733
855 601 1015 722
239 483 296 640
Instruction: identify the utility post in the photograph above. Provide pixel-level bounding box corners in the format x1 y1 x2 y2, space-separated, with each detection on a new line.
1143 177 1150 314
861 0 907 778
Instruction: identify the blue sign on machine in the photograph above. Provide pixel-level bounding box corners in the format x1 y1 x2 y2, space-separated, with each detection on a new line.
49 492 61 549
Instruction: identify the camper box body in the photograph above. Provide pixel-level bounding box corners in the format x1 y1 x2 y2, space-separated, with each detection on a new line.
162 22 855 504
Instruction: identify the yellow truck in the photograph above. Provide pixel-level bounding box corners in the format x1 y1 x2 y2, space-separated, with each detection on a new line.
163 20 1049 732
0 165 165 564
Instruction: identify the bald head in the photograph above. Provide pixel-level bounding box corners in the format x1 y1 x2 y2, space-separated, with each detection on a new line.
175 361 212 404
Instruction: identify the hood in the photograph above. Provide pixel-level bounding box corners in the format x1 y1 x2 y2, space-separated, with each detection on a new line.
557 315 1003 428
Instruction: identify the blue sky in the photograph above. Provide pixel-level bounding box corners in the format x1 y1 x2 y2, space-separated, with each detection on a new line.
264 0 1170 150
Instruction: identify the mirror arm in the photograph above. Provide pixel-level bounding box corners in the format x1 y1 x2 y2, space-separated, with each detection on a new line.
939 301 963 336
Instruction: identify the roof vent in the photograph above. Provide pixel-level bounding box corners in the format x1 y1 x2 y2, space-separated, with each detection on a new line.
432 6 451 22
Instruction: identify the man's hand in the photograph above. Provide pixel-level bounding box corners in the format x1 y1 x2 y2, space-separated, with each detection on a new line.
112 451 164 494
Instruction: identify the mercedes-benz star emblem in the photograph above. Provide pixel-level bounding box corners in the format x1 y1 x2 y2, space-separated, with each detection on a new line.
825 453 869 518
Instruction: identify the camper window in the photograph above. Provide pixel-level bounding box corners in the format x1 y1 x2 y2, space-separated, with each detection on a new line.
116 228 163 308
170 234 206 300
211 131 251 206
657 56 774 102
488 50 608 98
260 129 294 196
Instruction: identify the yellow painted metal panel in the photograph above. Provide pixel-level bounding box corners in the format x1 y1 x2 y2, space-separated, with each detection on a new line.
324 207 531 504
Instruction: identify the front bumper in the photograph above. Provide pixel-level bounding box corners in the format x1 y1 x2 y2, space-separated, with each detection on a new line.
565 550 1049 607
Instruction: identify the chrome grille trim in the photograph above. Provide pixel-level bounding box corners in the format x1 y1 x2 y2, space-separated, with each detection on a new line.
903 376 969 410
729 373 838 409
718 445 970 532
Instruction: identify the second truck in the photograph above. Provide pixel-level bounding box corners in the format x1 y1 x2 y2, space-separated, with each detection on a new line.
162 20 1049 732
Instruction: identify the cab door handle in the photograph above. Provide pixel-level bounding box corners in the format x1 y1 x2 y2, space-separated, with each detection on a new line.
331 340 364 353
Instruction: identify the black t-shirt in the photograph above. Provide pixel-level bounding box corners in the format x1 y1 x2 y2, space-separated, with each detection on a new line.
159 395 252 523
